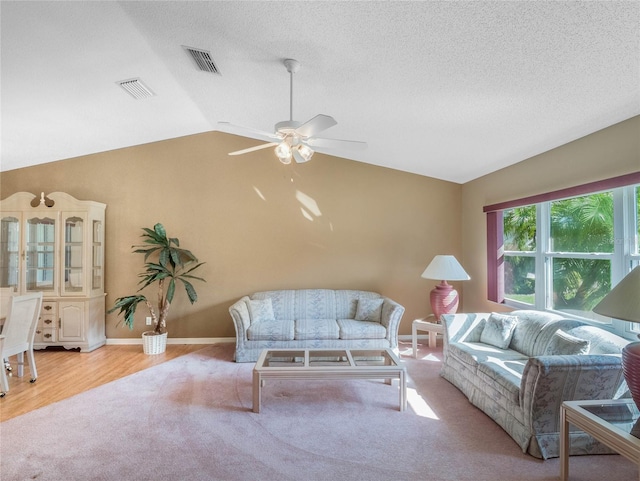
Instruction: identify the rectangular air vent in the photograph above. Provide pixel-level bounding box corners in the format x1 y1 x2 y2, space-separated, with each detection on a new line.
183 46 220 74
117 78 155 99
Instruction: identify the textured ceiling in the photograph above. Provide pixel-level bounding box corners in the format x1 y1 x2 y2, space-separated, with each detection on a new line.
1 1 638 183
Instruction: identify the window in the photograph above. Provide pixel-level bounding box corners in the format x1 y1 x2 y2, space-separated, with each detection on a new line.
485 173 640 338
503 205 536 305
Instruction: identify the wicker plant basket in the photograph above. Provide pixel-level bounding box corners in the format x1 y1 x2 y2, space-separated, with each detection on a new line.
142 331 168 355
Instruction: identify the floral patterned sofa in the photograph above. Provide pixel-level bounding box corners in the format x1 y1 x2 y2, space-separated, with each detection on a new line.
229 289 405 362
440 310 630 459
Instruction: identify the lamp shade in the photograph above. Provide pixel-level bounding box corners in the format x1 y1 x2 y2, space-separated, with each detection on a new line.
421 255 470 281
592 265 640 323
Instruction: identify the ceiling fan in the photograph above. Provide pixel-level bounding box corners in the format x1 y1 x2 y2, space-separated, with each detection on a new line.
218 58 367 164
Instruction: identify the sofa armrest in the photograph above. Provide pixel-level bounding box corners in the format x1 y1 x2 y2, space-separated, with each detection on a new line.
229 296 251 342
521 355 628 432
381 298 405 347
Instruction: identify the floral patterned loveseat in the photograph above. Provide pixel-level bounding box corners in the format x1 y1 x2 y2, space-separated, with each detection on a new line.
229 289 405 362
440 310 629 459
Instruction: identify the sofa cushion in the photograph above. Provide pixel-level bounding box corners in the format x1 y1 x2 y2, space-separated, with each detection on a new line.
335 290 379 319
294 289 337 320
530 319 589 356
508 310 565 356
480 313 519 349
252 290 296 320
565 326 629 355
247 319 295 341
247 298 275 323
465 319 487 342
543 330 590 355
355 298 384 322
477 358 527 405
447 342 528 370
442 313 490 343
337 319 387 340
295 319 340 340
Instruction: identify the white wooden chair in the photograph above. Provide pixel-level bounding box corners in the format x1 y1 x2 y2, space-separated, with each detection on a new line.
0 292 43 397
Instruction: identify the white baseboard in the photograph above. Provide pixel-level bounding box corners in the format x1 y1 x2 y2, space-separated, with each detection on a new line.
107 336 424 345
398 334 436 341
106 337 235 346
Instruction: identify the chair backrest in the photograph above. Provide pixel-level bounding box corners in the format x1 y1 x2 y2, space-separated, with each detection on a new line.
0 287 16 321
1 292 43 356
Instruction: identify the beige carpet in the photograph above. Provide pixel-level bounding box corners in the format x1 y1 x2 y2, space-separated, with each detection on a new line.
0 343 635 481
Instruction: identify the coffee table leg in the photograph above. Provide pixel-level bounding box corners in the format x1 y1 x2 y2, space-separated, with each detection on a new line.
253 370 261 413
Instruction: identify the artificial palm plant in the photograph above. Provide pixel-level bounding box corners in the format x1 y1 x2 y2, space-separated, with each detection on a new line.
109 223 205 335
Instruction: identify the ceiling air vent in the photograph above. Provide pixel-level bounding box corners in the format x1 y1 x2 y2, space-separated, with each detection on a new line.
117 78 155 100
183 46 220 74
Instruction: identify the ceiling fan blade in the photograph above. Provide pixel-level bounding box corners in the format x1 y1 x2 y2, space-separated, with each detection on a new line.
295 114 337 138
306 137 367 151
228 142 278 156
216 122 280 143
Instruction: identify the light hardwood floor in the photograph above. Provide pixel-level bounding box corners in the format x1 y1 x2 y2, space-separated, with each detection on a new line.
0 344 208 422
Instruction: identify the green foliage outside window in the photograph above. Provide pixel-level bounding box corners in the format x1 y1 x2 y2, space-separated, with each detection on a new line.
551 192 614 253
503 206 536 304
550 193 613 311
503 189 639 314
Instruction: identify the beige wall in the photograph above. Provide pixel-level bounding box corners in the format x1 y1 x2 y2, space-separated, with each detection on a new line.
460 116 640 313
0 131 461 339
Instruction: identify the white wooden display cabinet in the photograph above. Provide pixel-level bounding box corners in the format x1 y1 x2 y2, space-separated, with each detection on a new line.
0 192 106 352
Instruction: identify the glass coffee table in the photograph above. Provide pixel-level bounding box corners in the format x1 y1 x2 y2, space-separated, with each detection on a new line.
560 399 640 481
252 348 406 413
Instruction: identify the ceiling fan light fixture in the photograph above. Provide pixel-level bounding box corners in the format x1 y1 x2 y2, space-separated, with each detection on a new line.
224 57 365 162
294 144 314 163
275 141 292 164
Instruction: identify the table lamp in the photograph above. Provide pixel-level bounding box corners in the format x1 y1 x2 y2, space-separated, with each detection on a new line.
421 255 470 321
593 265 640 408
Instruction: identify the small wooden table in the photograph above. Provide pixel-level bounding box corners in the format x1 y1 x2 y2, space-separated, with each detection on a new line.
252 348 406 413
560 399 640 481
411 317 443 357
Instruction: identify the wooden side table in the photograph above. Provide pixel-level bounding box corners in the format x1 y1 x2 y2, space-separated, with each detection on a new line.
560 399 640 480
411 317 443 358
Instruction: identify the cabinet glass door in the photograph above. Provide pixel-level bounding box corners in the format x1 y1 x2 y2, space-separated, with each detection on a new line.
63 215 84 294
25 216 56 293
0 215 20 291
92 220 103 291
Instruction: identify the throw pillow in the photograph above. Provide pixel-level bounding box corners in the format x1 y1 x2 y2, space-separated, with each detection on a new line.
355 298 384 322
247 298 275 323
480 312 519 349
543 330 590 355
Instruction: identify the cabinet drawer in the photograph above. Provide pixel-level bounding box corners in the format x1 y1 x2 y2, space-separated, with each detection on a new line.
41 316 56 329
41 301 57 317
38 327 57 343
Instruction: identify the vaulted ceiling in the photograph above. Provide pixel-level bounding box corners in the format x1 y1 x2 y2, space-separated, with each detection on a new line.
2 1 638 183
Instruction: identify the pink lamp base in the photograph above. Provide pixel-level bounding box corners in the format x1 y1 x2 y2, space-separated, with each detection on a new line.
430 280 460 322
622 342 640 409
